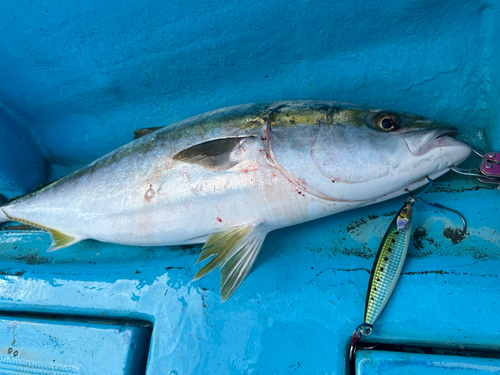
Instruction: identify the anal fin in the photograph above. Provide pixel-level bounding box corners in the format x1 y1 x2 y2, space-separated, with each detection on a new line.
48 228 80 251
193 223 268 302
3 212 80 252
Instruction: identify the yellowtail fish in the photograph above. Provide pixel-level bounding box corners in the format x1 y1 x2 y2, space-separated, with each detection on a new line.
0 101 470 301
364 203 413 327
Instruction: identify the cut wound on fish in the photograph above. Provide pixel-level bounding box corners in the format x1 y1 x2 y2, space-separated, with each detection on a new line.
144 185 155 202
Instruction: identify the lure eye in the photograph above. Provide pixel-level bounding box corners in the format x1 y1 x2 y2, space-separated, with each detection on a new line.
375 113 400 132
402 209 408 214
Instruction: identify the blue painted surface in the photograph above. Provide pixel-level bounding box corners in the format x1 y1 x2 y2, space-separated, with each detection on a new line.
0 110 47 197
0 315 150 374
356 351 500 374
0 0 499 374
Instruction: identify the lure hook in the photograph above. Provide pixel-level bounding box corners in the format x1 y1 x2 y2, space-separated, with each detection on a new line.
407 177 467 236
349 323 376 362
418 197 467 236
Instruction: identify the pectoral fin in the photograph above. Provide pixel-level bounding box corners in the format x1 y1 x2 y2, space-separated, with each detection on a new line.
2 212 80 252
193 223 268 302
173 137 252 172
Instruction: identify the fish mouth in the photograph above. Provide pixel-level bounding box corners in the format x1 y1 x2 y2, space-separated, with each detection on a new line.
403 127 460 156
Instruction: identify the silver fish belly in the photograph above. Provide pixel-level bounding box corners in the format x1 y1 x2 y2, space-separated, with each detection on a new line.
0 101 471 301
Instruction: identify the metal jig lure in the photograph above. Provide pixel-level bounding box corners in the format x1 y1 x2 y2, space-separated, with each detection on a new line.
349 203 412 362
348 178 468 362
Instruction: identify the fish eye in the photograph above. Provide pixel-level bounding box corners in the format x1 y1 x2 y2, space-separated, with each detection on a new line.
402 209 408 214
375 113 400 132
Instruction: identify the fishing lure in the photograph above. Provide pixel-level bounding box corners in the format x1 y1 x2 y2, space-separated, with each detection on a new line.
348 178 467 362
364 203 412 328
349 203 412 360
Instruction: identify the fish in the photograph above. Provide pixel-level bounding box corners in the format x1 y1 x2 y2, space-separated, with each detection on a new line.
0 101 471 301
364 203 413 327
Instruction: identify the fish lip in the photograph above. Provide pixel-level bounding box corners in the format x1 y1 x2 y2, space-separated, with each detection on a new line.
403 127 459 156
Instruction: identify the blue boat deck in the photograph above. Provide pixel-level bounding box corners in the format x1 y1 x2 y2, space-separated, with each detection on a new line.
0 0 499 373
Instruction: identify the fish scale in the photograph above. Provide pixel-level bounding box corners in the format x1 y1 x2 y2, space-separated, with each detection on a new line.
364 204 412 325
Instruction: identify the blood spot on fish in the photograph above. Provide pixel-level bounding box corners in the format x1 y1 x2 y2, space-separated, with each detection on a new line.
144 185 155 202
261 136 267 141
271 172 276 178
217 217 222 222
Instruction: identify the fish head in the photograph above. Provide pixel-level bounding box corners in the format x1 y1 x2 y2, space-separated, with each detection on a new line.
269 105 471 203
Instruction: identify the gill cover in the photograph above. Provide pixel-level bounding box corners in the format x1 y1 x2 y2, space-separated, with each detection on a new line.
267 106 467 202
268 108 410 202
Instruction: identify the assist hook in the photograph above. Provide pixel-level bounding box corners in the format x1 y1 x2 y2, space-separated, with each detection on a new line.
407 177 467 236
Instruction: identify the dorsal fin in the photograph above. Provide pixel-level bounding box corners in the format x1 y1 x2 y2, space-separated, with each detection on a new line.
193 223 268 302
133 127 163 139
173 137 251 172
